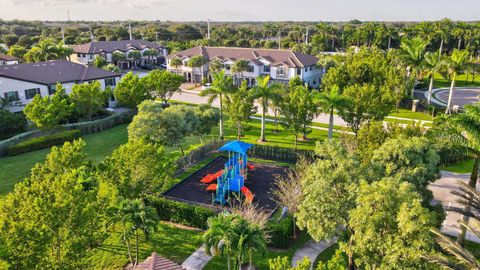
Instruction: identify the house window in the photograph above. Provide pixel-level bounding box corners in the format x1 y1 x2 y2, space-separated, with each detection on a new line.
48 84 57 95
313 80 317 85
76 53 81 57
24 88 40 100
105 77 116 87
225 64 231 71
296 68 301 75
277 66 286 76
3 91 19 102
263 66 270 73
247 65 254 73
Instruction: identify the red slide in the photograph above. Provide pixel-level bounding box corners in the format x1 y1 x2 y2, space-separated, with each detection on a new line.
240 186 254 203
206 184 217 191
247 163 255 171
200 170 223 184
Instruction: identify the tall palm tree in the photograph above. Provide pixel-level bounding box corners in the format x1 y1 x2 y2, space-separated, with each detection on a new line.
445 49 470 114
187 55 207 84
117 199 158 268
232 218 267 270
423 51 441 105
398 37 429 98
127 51 142 69
204 213 238 270
199 70 235 140
435 18 453 57
316 85 350 140
252 75 281 142
112 51 126 66
169 58 182 74
209 59 223 74
232 60 250 86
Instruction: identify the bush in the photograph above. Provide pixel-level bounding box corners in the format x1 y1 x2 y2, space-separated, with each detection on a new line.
6 130 81 156
64 110 134 134
147 196 217 229
266 215 294 249
249 144 315 163
0 110 27 140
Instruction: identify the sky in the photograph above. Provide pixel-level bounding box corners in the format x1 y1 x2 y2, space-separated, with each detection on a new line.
0 0 478 22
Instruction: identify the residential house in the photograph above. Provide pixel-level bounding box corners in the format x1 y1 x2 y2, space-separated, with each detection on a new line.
0 54 19 65
166 46 322 87
71 40 168 70
128 252 184 270
0 60 121 112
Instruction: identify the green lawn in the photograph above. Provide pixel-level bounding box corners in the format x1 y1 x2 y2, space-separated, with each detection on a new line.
424 73 480 88
84 222 203 269
388 108 434 121
0 124 129 196
440 159 474 174
204 232 311 270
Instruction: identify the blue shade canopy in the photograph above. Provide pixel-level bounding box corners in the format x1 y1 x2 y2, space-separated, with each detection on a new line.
218 140 253 155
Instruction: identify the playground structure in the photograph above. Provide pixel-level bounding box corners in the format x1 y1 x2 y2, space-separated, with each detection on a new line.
200 141 255 205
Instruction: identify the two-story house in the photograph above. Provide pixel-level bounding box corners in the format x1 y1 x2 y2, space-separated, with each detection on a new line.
0 60 121 112
71 40 168 70
166 46 322 87
0 54 19 65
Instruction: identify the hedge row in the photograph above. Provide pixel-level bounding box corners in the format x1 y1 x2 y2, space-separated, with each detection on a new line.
148 196 217 229
6 130 81 156
266 215 294 249
64 110 135 135
249 144 315 163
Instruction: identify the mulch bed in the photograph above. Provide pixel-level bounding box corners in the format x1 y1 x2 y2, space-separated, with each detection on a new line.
163 156 288 211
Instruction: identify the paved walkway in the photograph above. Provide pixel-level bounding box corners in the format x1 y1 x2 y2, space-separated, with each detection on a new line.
428 171 480 243
422 87 480 108
182 245 213 270
291 237 338 269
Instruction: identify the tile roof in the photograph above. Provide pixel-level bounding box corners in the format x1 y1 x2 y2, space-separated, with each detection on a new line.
168 46 318 68
0 54 19 61
133 252 184 270
0 60 121 85
73 39 165 54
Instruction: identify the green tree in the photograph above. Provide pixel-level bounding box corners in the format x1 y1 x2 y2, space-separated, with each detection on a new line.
127 50 142 68
233 217 268 269
268 256 311 270
445 49 470 114
316 85 350 140
92 56 107 68
252 75 281 142
116 199 158 268
279 84 316 146
23 83 74 129
187 55 207 84
112 51 126 65
209 58 223 73
101 139 174 199
169 57 183 74
70 81 109 120
232 59 250 86
199 70 235 140
423 51 441 104
143 69 184 105
204 213 238 270
348 179 436 269
0 110 27 140
397 37 429 98
114 71 150 109
0 140 106 269
7 44 27 59
224 81 256 140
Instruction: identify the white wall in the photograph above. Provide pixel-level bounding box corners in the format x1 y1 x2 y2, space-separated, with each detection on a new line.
0 60 19 66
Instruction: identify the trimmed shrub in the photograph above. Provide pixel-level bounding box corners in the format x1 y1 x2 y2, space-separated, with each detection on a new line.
6 130 81 156
266 215 294 249
249 144 314 163
148 196 217 229
0 110 27 140
64 110 134 134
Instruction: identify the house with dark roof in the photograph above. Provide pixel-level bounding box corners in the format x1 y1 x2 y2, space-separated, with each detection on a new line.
0 54 19 65
128 252 185 270
71 39 167 70
0 60 121 112
167 46 322 87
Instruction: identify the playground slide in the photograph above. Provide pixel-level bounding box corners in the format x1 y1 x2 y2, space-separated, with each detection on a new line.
200 170 223 183
206 184 217 191
247 163 255 171
240 186 254 203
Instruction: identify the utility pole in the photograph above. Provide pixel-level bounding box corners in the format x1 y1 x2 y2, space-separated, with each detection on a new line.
128 21 133 40
89 26 95 42
67 10 70 21
278 28 281 49
207 19 211 39
305 26 309 45
61 27 65 42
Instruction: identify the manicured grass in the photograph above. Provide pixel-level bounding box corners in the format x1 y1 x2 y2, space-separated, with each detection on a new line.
204 232 311 270
0 124 129 196
389 108 434 121
440 159 474 174
83 222 203 269
424 73 480 88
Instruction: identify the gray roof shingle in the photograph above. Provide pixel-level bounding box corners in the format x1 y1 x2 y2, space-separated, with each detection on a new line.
0 60 121 85
73 39 165 54
0 54 19 61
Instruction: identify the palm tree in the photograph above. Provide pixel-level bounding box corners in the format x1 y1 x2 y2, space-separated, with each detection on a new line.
445 49 470 114
316 85 350 140
169 58 182 74
232 218 267 270
209 59 223 74
398 37 429 98
187 55 207 84
117 199 158 268
423 51 441 105
252 75 281 142
204 213 238 270
232 60 250 86
435 18 452 57
112 51 126 66
199 70 235 140
127 51 142 69
143 48 158 66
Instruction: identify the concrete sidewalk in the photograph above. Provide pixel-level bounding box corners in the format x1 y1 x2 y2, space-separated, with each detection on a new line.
291 237 338 269
182 245 213 270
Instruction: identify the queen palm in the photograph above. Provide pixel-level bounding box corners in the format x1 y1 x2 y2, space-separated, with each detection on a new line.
127 51 142 68
445 49 469 114
169 58 182 74
398 37 429 98
209 59 223 73
112 51 126 66
316 85 350 140
187 55 207 84
232 60 250 86
435 18 452 57
232 218 267 270
204 213 238 270
199 70 235 140
252 75 281 142
423 51 441 105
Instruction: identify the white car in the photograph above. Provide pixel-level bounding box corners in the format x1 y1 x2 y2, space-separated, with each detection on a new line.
201 83 211 90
